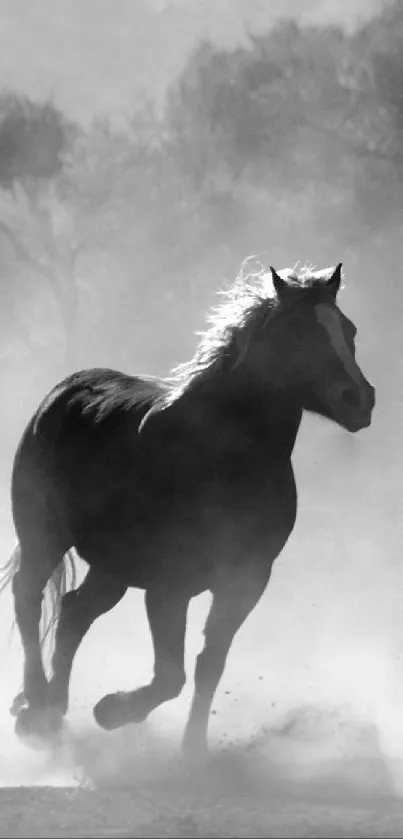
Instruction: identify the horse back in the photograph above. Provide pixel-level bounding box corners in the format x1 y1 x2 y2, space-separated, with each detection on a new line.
12 369 164 522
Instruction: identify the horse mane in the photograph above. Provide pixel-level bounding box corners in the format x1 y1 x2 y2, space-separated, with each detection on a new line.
140 257 343 429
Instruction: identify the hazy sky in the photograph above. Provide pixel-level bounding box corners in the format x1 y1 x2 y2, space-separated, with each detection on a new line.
0 0 384 124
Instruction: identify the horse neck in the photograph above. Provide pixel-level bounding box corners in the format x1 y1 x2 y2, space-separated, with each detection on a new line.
177 367 303 460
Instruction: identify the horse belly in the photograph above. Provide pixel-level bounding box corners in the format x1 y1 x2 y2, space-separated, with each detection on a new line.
75 517 214 592
73 466 297 591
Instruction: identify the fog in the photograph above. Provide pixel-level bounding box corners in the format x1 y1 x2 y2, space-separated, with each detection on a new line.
0 0 384 122
1 0 403 826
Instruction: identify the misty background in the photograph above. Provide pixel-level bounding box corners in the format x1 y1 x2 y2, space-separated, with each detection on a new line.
0 0 403 789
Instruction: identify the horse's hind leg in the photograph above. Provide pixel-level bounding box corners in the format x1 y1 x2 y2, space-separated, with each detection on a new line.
12 537 63 739
48 567 127 716
93 587 189 731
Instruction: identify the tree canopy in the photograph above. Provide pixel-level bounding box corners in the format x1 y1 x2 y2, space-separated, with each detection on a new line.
0 0 401 403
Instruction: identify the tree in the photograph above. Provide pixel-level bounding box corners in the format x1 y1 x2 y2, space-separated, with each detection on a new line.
0 94 82 368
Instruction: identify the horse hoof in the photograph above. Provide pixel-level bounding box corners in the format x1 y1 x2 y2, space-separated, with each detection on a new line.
93 693 129 730
94 692 147 730
15 706 63 748
10 692 27 717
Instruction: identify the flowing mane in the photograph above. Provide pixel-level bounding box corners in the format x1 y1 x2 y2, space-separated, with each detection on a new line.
146 258 344 419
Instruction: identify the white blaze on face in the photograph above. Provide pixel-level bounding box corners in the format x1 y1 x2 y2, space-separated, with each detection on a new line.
314 303 362 384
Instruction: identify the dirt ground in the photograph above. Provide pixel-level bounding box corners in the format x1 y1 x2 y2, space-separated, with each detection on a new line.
3 703 403 838
3 736 403 839
2 777 403 839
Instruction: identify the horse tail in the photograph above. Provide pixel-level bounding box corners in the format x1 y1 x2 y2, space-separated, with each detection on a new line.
0 544 79 666
0 542 21 596
40 549 79 664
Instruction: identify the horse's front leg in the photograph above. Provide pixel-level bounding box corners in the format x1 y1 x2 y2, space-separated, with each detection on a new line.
182 579 267 759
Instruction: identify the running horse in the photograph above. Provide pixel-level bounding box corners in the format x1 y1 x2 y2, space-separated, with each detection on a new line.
0 261 375 757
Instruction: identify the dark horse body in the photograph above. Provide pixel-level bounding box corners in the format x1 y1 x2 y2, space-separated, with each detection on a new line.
1 261 375 756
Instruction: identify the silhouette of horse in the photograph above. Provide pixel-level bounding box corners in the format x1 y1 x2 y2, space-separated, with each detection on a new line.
0 261 375 757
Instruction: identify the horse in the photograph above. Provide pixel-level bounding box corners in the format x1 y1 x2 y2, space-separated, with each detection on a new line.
0 260 375 758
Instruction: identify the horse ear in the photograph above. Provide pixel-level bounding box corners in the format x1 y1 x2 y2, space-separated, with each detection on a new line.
326 263 343 298
270 266 287 298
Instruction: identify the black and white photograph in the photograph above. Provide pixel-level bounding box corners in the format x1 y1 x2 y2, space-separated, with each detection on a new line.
0 1 400 836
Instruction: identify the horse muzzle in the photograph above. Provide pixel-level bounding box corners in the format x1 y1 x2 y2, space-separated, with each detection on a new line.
335 380 375 432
